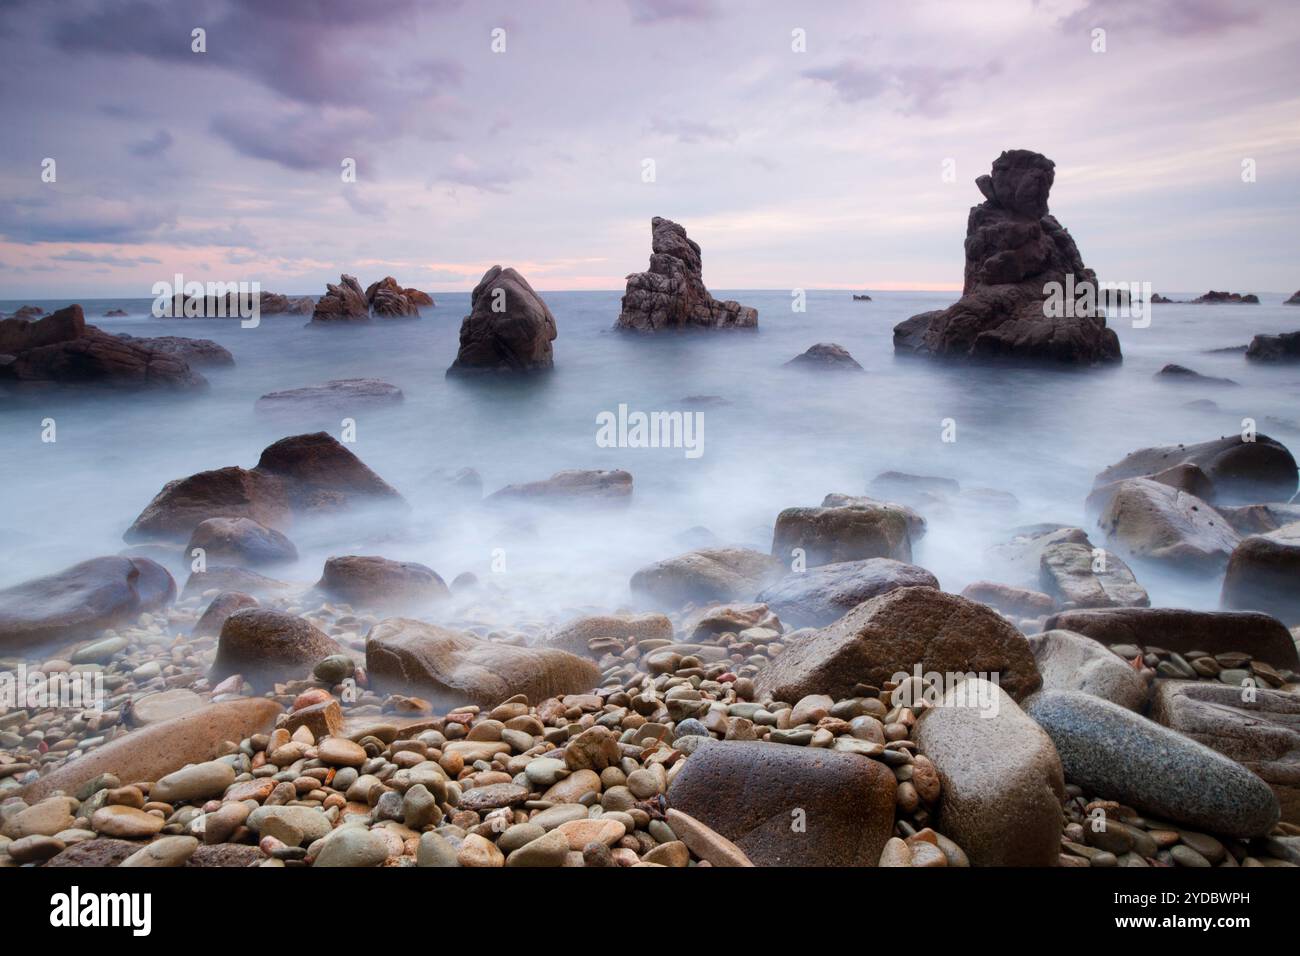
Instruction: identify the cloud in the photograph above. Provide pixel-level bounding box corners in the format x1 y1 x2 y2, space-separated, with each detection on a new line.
802 60 1000 116
51 249 162 267
439 154 518 194
0 195 177 244
210 109 379 171
626 0 718 23
127 128 173 158
1058 0 1261 37
648 116 737 144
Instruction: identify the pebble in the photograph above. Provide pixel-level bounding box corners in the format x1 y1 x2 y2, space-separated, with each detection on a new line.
314 826 390 867
119 835 199 867
91 806 165 839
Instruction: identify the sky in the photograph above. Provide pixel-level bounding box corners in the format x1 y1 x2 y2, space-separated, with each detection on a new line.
1 0 1298 298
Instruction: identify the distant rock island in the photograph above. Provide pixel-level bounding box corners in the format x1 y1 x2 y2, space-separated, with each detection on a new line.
1152 291 1260 304
853 294 872 301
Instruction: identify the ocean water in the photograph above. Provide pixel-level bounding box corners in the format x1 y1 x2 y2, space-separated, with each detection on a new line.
3 291 1299 625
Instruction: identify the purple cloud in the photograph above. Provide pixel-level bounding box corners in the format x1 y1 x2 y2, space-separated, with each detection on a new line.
802 60 1000 116
1059 0 1261 37
127 129 173 158
626 0 718 24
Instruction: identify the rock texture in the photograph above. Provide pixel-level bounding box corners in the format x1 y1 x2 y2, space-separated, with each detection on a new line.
1247 331 1300 362
754 586 1041 704
892 150 1121 365
1221 523 1300 624
665 739 897 866
0 556 175 652
1026 690 1280 837
913 679 1065 866
755 558 939 628
1095 478 1240 574
784 343 863 371
1027 629 1149 711
309 275 370 324
315 555 449 612
114 334 234 367
1093 434 1298 506
446 266 556 374
365 276 429 317
487 469 632 503
629 547 782 608
1038 538 1149 608
255 379 404 414
615 217 757 331
771 503 914 567
209 608 343 688
365 618 599 709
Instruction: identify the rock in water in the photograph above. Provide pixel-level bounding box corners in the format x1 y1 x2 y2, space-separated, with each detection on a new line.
315 555 449 612
1095 478 1240 575
1150 680 1300 824
616 217 757 331
1038 538 1149 608
892 150 1121 365
446 265 556 374
365 618 599 709
1025 690 1280 837
1221 523 1300 624
770 503 915 567
1092 434 1298 506
210 608 343 688
754 586 1042 703
186 517 298 568
0 556 175 652
629 547 782 607
115 334 234 367
309 275 370 324
364 276 425 318
755 558 939 628
784 343 863 370
1247 330 1300 361
486 469 632 503
542 613 673 657
913 679 1065 866
255 378 404 414
666 739 896 866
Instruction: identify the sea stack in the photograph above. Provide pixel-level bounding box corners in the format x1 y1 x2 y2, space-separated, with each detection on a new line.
446 266 557 375
893 150 1121 365
616 217 757 331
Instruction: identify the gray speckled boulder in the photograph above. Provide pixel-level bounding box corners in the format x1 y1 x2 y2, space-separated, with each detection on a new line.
1025 690 1280 837
1027 629 1149 711
755 557 939 628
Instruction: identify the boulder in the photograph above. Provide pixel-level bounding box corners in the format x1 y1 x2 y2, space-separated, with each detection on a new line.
1026 629 1148 710
615 217 757 331
1038 539 1149 608
784 343 863 371
892 150 1121 365
186 517 297 568
1093 434 1298 506
308 274 370 324
959 581 1056 619
1095 478 1240 574
1221 523 1300 624
1150 680 1300 824
1087 462 1216 516
20 698 281 804
125 466 292 542
253 431 406 515
129 687 205 726
1286 292 1300 306
665 739 896 866
986 526 1092 590
629 547 782 607
0 556 175 652
446 265 556 374
114 334 234 367
1218 503 1300 536
1042 606 1300 670
1154 364 1237 386
684 603 781 640
820 494 926 541
365 618 600 709
770 503 913 567
209 608 343 688
314 555 449 612
486 469 632 503
257 292 315 316
182 566 291 602
255 379 404 414
364 276 425 318
1191 290 1258 304
755 558 939 628
1247 330 1300 362
1025 690 1280 837
913 679 1065 866
542 613 674 657
753 586 1042 704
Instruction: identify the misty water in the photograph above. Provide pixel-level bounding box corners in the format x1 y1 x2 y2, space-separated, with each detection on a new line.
3 291 1299 629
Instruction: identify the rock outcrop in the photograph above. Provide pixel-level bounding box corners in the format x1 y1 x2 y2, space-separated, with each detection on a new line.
314 555 449 612
1191 291 1259 304
255 379 404 414
615 217 757 331
1221 523 1300 624
755 558 939 628
309 275 370 324
630 547 782 608
784 343 863 371
770 502 914 567
364 276 431 317
114 334 234 367
892 150 1121 365
1092 434 1298 506
446 266 556 374
1246 330 1300 362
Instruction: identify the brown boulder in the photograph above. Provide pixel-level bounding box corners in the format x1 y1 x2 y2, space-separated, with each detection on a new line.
254 431 406 513
756 558 938 628
1038 539 1149 608
771 503 913 567
124 466 292 543
114 334 234 367
309 274 370 324
486 469 632 503
186 517 297 568
1221 523 1300 624
192 591 259 637
182 566 291 602
209 608 342 688
542 613 674 657
959 581 1056 619
1093 434 1298 506
629 547 782 608
446 265 556 374
364 276 424 318
315 555 449 612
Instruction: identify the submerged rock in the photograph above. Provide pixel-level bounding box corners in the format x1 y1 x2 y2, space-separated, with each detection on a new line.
892 150 1121 365
1095 478 1240 575
308 275 370 324
115 334 234 367
770 502 914 567
1221 523 1300 624
629 547 782 607
486 469 631 503
1092 434 1298 506
447 266 556 374
784 342 863 371
255 378 404 414
186 517 298 568
1155 364 1237 386
542 612 673 657
616 217 757 331
1247 330 1300 362
210 608 342 689
315 555 449 612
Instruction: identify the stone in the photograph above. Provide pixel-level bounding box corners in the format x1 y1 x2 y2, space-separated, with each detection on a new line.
130 688 204 726
119 835 199 867
194 590 260 637
92 805 165 839
770 504 914 567
186 517 297 568
1095 478 1239 574
666 739 896 866
542 613 673 657
0 555 175 652
1247 330 1300 362
892 150 1121 365
309 274 369 324
1038 541 1149 608
1221 524 1300 624
506 828 570 867
643 840 690 867
114 333 233 367
184 567 289 602
416 831 459 867
43 839 139 867
556 818 626 850
1150 680 1300 824
7 834 66 863
1093 434 1297 506
315 555 449 612
1 797 76 839
629 547 782 607
457 832 505 867
447 266 556 374
756 558 939 628
784 342 863 371
986 526 1092 590
256 378 404 414
564 726 620 772
247 806 332 843
616 217 757 331
364 276 426 318
365 618 599 710
186 844 265 867
210 608 342 689
125 466 292 543
486 469 632 504
151 760 236 804
755 586 1041 704
959 581 1056 619
317 737 368 767
663 809 754 867
913 679 1064 866
458 783 529 813
314 826 390 867
1041 607 1300 670
1025 690 1280 837
1027 630 1149 711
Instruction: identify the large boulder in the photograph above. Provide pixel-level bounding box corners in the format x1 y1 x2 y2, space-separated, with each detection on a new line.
1221 523 1300 624
1150 680 1300 824
1247 330 1300 362
114 334 234 367
542 613 674 657
125 466 292 542
913 679 1065 866
446 266 556 374
0 556 175 652
365 618 599 709
755 558 939 628
182 565 291 602
1095 478 1240 574
1093 434 1298 506
754 586 1041 704
1038 538 1149 608
1025 690 1280 837
209 609 343 688
665 739 896 866
314 555 449 612
186 517 297 568
770 503 913 567
892 150 1121 365
486 469 632 503
1026 629 1148 711
959 581 1056 620
1042 606 1300 670
629 547 782 608
985 525 1090 590
615 217 757 331
253 431 406 514
308 275 370 324
364 276 426 318
192 591 258 638
0 304 83 352
255 379 403 414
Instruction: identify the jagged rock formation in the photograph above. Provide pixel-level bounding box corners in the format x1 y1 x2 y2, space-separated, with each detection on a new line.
893 150 1121 365
309 275 371 324
616 217 757 331
365 276 432 317
446 266 556 374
